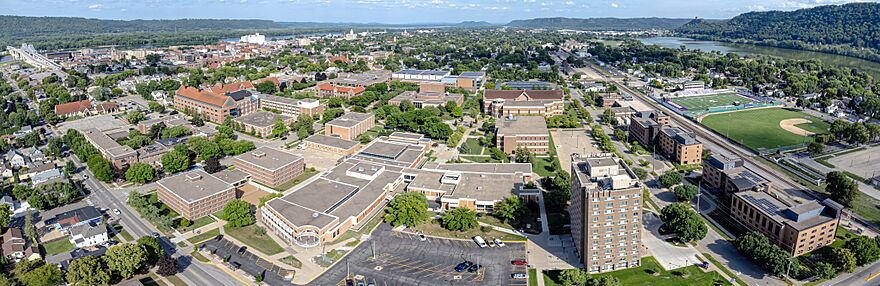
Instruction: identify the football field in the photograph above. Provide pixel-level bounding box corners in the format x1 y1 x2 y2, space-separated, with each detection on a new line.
701 108 830 151
669 92 755 111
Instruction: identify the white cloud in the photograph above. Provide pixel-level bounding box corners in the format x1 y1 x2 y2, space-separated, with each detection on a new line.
120 8 127 11
610 2 619 8
564 1 575 5
88 4 103 10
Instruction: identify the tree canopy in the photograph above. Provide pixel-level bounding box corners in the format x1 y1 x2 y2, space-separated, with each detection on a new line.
441 207 478 232
385 192 429 227
222 199 255 228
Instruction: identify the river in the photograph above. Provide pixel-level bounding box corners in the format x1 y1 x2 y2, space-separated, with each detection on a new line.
639 37 880 78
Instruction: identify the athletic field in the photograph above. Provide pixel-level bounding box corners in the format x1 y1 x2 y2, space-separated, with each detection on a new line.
701 108 830 151
669 92 755 111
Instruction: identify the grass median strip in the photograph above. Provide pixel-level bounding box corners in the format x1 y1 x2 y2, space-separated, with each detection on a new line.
187 228 220 244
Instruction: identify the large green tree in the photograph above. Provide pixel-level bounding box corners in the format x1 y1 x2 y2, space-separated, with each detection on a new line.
658 171 682 188
385 192 429 227
160 146 191 173
104 243 148 279
137 236 165 265
831 248 857 273
222 199 254 228
660 203 707 243
845 235 880 266
558 268 589 286
125 162 156 184
826 171 857 207
127 110 145 124
441 207 478 232
18 263 62 286
0 206 10 231
66 256 111 286
493 196 524 224
673 184 697 202
156 256 179 276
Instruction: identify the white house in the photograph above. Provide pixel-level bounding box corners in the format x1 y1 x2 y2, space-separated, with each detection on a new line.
68 223 109 248
5 150 29 169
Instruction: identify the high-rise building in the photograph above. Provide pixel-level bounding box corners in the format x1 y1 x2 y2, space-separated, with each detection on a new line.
570 154 643 273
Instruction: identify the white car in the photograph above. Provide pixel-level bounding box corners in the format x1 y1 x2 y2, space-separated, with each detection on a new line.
113 209 121 215
494 239 505 247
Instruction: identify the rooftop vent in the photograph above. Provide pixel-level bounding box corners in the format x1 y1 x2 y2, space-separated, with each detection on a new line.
185 173 202 182
252 151 266 158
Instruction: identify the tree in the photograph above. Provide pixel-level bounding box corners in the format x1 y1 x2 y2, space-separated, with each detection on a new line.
0 206 10 231
161 147 191 173
658 171 682 188
137 236 165 265
125 162 156 184
830 248 857 273
807 141 824 155
673 184 698 202
222 199 254 228
601 108 617 125
272 118 288 138
845 235 880 266
18 263 62 286
156 256 179 276
87 155 114 182
255 81 277 94
813 262 836 279
190 113 204 127
148 101 165 113
514 147 534 164
104 243 148 279
660 203 707 242
384 192 429 227
493 196 524 224
590 276 621 286
127 110 145 124
441 207 478 231
826 171 857 207
558 268 589 286
66 256 111 286
47 137 63 158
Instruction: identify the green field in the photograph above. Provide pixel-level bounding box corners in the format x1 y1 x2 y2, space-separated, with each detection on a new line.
701 108 830 151
671 93 753 111
543 257 730 286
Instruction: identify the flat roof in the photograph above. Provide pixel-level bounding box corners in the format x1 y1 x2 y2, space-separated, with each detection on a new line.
82 128 137 157
304 134 359 150
234 111 292 128
325 112 373 128
156 170 233 203
496 116 549 135
389 132 424 140
395 69 450 76
281 178 359 213
212 169 250 185
266 199 338 229
234 147 302 171
422 162 532 174
359 141 408 160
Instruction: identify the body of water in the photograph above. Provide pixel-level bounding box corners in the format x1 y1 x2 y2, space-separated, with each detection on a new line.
639 37 880 78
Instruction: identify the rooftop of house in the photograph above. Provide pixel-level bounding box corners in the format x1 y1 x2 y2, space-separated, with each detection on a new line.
234 147 303 171
156 170 234 203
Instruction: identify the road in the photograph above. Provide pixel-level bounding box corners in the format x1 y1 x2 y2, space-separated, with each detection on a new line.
58 126 244 286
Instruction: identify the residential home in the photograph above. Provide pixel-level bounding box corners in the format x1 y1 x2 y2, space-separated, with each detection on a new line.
54 99 92 117
2 228 39 261
47 206 103 231
6 149 31 169
68 223 109 248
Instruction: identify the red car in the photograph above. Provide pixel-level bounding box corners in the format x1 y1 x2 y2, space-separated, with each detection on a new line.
511 259 528 266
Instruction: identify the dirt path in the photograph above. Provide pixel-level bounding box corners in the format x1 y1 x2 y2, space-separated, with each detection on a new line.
779 118 815 136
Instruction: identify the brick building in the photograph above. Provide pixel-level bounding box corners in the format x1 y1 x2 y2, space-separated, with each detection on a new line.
316 83 365 99
233 111 295 138
388 82 464 108
703 154 771 197
156 170 236 220
657 127 703 165
495 116 549 154
233 147 305 188
325 112 375 141
483 90 564 117
304 134 360 155
628 110 669 148
174 86 236 123
570 154 643 273
260 95 324 119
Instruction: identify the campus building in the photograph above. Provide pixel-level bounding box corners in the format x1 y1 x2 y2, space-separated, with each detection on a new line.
628 110 669 148
330 70 392 87
440 72 484 91
233 147 305 188
657 127 703 165
81 128 138 170
731 190 843 256
260 139 428 248
495 116 550 154
483 90 564 117
303 134 360 155
391 69 451 82
233 111 295 138
54 100 92 117
388 82 464 108
174 86 237 123
325 112 375 141
316 83 365 99
156 169 236 220
407 163 538 212
570 154 643 273
260 95 324 119
703 154 771 197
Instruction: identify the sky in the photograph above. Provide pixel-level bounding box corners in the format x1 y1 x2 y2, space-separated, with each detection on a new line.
2 0 876 23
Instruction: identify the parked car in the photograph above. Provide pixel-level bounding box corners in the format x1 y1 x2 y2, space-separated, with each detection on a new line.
494 239 505 247
454 261 473 272
467 264 481 273
112 209 121 215
473 236 488 248
151 232 160 238
419 234 426 241
512 273 528 279
511 259 528 266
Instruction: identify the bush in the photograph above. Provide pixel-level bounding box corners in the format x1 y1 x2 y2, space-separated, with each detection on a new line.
480 226 492 233
658 171 682 188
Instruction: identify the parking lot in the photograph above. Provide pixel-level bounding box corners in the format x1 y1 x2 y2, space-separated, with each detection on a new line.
198 237 292 285
550 129 598 173
311 224 529 286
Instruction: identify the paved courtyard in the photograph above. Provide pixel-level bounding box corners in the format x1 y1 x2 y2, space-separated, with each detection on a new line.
58 114 131 132
550 129 598 174
828 145 880 179
310 224 528 286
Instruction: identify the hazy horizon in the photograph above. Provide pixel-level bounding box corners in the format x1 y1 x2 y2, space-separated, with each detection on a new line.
3 0 876 24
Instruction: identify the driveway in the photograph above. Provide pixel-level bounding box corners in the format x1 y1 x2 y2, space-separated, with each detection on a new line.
642 213 701 270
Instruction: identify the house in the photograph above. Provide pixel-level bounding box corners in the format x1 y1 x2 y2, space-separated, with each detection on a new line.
68 223 109 248
6 149 31 169
54 99 92 117
47 206 103 231
2 228 39 261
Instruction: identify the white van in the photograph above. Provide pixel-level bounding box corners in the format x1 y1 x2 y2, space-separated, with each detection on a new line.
473 236 488 248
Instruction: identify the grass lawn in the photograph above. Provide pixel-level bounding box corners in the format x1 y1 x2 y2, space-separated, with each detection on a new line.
412 219 526 242
279 255 303 269
176 216 215 232
461 155 503 163
187 228 220 244
224 225 285 255
528 268 538 286
112 224 134 242
544 257 731 286
269 168 320 191
191 250 210 263
671 93 753 111
459 138 484 155
42 239 74 256
532 156 559 178
701 108 829 151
